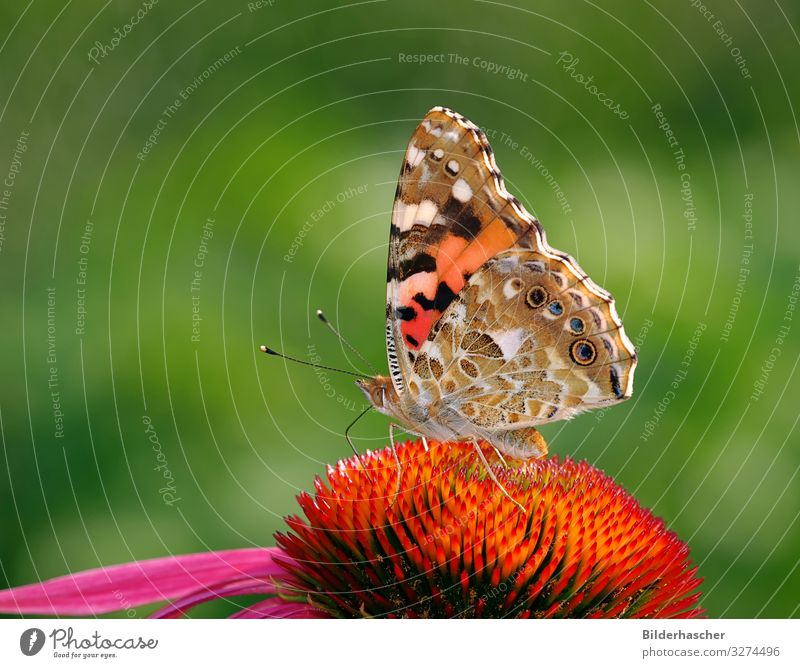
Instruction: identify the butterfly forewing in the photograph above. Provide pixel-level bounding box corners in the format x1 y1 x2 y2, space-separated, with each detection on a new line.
386 107 541 395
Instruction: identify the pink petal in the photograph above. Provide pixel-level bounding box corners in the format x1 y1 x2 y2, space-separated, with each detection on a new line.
230 597 329 619
150 577 278 619
0 548 286 616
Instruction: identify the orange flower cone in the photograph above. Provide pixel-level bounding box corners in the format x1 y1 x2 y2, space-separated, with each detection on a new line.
276 439 703 618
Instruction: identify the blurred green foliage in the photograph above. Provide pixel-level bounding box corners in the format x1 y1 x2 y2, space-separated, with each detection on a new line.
0 0 798 617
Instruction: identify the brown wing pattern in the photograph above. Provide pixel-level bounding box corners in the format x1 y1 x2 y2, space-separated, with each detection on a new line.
411 230 637 431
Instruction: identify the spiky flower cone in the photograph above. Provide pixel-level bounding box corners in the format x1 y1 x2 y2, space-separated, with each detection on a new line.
276 439 703 618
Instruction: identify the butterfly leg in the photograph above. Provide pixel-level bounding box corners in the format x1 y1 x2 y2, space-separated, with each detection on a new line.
421 435 429 452
471 440 526 514
344 406 375 483
491 445 509 467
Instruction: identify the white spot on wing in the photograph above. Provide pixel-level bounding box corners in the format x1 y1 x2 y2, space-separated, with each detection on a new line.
490 328 525 359
392 201 406 230
503 278 522 299
452 178 473 203
398 203 418 231
446 159 460 174
415 199 438 227
405 144 424 168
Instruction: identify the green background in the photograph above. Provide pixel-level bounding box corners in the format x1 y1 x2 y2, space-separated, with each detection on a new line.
1 0 798 617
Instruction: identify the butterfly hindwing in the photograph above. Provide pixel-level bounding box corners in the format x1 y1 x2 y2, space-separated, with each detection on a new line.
412 230 636 435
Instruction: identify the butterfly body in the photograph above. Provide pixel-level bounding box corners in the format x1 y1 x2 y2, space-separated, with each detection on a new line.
361 107 637 460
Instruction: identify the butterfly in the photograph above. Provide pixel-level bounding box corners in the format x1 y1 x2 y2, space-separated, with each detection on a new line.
356 107 637 472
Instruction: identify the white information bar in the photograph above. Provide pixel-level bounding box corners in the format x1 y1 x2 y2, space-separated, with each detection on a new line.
0 619 796 667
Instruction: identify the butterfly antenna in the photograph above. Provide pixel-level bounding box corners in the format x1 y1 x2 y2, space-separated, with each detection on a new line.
345 405 375 484
262 345 375 482
316 309 379 375
259 345 363 378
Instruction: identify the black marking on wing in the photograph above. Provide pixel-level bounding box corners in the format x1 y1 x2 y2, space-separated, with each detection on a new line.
398 252 437 280
441 196 467 227
433 281 458 312
395 305 416 321
610 365 623 398
451 209 482 240
608 365 624 399
413 292 435 310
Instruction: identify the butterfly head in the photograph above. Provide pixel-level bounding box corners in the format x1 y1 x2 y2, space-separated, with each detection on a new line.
356 375 401 418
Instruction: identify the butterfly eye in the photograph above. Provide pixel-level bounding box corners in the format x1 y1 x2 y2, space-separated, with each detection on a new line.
569 317 585 334
570 339 597 366
548 300 564 316
525 286 548 308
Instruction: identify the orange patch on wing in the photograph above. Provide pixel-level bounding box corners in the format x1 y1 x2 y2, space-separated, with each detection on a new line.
435 234 470 278
400 307 434 350
394 216 523 350
397 272 437 350
439 217 517 291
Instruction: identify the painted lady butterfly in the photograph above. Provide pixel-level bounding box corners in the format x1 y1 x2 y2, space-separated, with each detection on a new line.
356 107 637 468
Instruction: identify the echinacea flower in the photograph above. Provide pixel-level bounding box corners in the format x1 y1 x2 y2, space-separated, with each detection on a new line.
0 439 702 618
